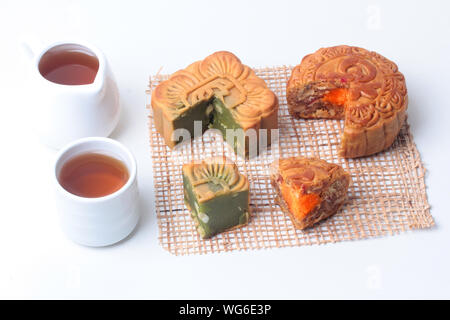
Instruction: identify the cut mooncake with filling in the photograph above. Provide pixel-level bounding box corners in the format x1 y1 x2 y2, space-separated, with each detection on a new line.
286 45 408 158
151 51 279 157
182 157 250 239
270 157 350 229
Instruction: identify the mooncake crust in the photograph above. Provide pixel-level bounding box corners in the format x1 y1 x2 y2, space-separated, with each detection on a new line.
270 157 350 229
151 51 278 150
287 45 408 158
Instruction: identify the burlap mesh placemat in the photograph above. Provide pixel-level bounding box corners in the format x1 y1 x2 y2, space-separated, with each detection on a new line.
147 65 434 255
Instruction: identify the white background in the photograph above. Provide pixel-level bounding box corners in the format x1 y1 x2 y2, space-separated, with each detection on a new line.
0 0 449 299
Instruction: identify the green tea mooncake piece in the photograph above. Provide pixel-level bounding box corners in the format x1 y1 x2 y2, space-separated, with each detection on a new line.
182 157 250 239
151 51 279 157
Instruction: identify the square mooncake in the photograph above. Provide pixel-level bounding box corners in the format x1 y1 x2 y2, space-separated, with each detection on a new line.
151 51 278 157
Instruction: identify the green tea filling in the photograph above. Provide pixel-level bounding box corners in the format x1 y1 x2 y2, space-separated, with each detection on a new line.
209 99 247 156
172 99 212 144
173 97 251 156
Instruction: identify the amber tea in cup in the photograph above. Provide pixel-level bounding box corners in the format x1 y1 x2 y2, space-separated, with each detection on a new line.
38 44 99 85
54 138 139 246
58 152 129 198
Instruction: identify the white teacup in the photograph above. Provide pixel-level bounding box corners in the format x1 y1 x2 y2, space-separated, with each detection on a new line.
22 40 120 149
54 137 139 247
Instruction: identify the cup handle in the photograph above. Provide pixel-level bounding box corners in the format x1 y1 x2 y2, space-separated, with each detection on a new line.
19 36 44 61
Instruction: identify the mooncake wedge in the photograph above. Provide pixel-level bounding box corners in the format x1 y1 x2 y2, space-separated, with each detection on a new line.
270 157 350 229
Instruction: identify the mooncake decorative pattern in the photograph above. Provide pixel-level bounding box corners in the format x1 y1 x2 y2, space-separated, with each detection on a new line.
183 157 249 202
287 45 408 158
152 51 278 156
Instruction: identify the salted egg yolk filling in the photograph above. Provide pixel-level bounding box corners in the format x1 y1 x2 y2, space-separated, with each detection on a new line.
280 182 321 220
322 88 349 106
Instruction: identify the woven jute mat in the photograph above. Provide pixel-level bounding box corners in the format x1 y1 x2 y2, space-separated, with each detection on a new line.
147 65 434 255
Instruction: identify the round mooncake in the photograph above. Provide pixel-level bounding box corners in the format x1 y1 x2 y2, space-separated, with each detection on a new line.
287 45 408 158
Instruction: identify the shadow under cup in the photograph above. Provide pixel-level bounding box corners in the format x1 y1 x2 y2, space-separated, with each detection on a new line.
54 137 139 247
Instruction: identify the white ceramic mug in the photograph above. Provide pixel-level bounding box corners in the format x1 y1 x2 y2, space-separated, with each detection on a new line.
22 39 120 149
54 137 139 247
